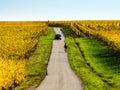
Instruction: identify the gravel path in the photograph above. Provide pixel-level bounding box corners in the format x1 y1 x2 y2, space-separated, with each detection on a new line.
36 27 84 90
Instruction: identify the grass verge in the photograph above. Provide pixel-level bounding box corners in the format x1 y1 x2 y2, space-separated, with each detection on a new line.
62 26 120 90
15 27 55 90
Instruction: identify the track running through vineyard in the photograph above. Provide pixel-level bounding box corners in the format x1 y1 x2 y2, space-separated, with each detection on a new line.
36 27 83 90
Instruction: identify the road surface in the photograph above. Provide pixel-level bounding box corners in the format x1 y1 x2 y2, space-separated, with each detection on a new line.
36 27 84 90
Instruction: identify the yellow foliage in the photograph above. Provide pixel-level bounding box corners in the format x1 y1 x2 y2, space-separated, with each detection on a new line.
0 58 26 89
75 21 120 52
0 22 48 89
49 20 120 52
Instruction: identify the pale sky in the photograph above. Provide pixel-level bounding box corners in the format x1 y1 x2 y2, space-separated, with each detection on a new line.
0 0 120 21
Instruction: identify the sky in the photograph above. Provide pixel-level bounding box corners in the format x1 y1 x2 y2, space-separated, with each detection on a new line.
0 0 120 21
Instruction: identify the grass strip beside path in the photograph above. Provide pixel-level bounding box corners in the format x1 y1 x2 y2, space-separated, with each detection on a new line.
62 26 120 90
15 28 55 90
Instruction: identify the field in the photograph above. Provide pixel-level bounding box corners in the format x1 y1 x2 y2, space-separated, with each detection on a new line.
49 20 120 90
1 20 120 90
50 20 120 54
0 21 55 89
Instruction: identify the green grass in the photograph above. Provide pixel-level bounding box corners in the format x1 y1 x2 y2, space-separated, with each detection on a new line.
62 26 120 90
15 27 55 90
77 38 120 90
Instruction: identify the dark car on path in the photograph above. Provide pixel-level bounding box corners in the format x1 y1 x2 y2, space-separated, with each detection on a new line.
54 34 61 40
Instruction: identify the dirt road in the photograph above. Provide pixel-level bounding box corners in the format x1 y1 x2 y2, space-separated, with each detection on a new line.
36 27 83 90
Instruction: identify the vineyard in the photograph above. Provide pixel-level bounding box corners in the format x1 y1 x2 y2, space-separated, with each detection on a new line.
1 20 120 90
50 20 120 54
49 20 120 90
0 22 49 89
75 21 120 54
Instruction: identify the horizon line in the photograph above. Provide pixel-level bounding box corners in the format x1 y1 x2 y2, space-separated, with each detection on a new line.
0 19 120 22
